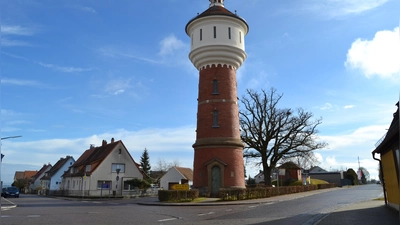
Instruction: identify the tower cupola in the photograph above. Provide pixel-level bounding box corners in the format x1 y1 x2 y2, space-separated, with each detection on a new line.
209 0 224 7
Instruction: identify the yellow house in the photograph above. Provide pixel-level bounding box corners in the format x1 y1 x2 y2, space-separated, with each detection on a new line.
372 101 399 211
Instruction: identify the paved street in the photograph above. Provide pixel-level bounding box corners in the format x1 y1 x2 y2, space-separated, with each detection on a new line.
1 184 397 224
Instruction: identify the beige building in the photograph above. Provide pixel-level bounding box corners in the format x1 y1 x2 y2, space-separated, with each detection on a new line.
62 138 143 197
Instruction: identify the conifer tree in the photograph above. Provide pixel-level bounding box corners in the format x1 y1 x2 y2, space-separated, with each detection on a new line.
140 148 151 175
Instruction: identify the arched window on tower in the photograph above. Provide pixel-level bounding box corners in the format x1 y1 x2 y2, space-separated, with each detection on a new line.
212 79 219 94
212 110 219 128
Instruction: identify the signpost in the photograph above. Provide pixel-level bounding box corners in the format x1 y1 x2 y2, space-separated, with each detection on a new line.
171 184 190 191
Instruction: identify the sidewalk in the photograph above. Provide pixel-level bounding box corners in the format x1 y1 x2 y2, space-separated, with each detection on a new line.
316 200 399 225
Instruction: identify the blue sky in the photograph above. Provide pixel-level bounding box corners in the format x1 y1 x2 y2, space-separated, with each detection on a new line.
1 0 399 185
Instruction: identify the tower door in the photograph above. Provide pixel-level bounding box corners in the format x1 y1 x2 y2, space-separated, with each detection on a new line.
211 166 221 197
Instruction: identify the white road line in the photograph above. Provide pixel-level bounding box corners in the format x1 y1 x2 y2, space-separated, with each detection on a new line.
226 209 233 211
248 205 258 208
198 212 215 216
158 218 177 222
27 215 41 217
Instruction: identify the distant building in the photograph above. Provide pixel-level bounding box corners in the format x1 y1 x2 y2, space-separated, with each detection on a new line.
62 138 143 197
13 170 38 193
372 101 399 211
160 166 193 190
40 155 75 195
29 164 52 194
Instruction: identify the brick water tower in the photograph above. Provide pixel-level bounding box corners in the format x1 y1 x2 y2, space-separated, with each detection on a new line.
185 0 248 196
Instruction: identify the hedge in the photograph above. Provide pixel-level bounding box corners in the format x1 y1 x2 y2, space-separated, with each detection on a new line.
219 183 335 201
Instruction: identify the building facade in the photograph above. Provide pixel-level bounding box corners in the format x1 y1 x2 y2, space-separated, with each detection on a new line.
186 0 248 196
372 101 399 211
62 139 143 197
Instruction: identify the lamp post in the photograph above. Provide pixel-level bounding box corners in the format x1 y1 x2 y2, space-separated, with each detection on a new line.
115 168 120 198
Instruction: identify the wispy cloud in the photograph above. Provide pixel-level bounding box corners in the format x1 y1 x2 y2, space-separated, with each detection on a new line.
73 5 96 13
344 105 355 109
345 27 400 79
1 78 44 87
302 0 389 19
38 62 94 73
1 25 37 47
1 25 36 36
158 34 185 57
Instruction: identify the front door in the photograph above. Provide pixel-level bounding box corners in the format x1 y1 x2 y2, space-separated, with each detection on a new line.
211 166 221 197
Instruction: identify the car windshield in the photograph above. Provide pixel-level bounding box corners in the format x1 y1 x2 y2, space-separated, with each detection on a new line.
7 187 18 190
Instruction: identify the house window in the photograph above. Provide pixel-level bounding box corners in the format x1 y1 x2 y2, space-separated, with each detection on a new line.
118 149 121 154
97 180 112 189
200 29 202 41
85 165 91 172
212 79 219 94
228 27 231 39
67 180 70 188
214 26 216 38
212 110 219 127
73 180 75 189
112 163 125 173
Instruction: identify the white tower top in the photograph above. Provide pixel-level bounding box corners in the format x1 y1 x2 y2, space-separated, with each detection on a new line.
209 0 224 7
186 1 248 70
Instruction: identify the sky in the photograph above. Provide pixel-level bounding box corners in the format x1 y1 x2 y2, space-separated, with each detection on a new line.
1 0 399 186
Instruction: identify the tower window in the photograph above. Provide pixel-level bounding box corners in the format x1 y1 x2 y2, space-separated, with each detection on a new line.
212 79 219 94
200 29 202 41
228 27 231 39
214 26 216 38
212 110 219 127
239 31 242 43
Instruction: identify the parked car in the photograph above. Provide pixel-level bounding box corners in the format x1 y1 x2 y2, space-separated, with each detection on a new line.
1 186 20 198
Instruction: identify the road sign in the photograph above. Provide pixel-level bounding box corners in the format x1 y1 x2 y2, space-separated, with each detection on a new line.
171 184 189 190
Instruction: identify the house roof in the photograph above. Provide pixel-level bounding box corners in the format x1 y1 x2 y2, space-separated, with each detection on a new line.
24 170 38 179
373 101 399 154
41 156 74 180
32 164 52 182
309 166 328 173
279 161 301 169
14 171 24 180
64 139 140 177
175 167 193 181
185 3 248 35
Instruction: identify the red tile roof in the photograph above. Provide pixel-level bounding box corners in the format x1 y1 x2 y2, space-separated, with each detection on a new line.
64 139 140 177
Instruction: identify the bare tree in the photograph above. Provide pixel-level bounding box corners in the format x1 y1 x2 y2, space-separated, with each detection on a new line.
153 157 172 173
279 151 321 170
240 88 328 186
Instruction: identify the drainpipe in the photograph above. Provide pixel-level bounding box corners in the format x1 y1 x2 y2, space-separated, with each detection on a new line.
372 151 387 205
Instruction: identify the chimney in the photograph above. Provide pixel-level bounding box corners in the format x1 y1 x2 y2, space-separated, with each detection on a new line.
90 144 95 149
102 140 107 146
111 137 115 143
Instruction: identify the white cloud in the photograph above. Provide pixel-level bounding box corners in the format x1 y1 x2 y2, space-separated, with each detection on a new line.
345 27 400 79
344 105 355 109
158 34 185 57
319 103 335 111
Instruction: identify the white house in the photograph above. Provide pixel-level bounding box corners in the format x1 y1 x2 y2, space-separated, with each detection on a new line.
62 138 143 197
29 164 52 193
40 156 75 195
160 166 193 190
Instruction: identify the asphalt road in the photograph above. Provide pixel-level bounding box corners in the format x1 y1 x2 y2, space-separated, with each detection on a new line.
0 184 385 225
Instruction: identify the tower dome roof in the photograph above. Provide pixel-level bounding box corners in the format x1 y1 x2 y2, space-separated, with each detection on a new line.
185 3 248 35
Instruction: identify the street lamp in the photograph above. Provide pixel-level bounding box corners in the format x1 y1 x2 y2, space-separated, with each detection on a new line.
115 168 120 198
1 136 22 162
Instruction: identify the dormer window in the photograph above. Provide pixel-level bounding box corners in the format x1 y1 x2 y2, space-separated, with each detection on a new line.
86 165 91 172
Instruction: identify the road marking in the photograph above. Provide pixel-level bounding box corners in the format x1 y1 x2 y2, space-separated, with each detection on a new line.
158 218 177 222
92 201 101 204
248 205 258 208
27 215 41 217
198 212 215 216
226 209 233 211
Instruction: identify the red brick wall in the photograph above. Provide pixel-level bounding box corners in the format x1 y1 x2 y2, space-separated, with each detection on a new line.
193 64 245 189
